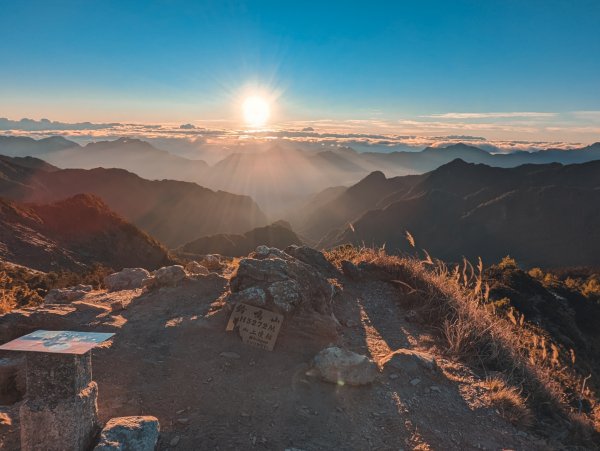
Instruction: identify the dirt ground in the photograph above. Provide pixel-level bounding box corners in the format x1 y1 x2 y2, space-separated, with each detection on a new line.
0 269 554 450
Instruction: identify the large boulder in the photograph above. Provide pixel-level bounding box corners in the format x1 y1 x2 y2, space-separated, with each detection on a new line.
104 268 153 292
313 346 378 386
153 265 187 287
228 247 334 315
44 285 93 304
285 245 336 273
94 416 160 451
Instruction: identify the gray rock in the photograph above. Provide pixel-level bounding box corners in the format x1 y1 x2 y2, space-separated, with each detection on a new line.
44 284 93 304
313 346 378 386
228 286 267 307
153 265 187 287
220 352 241 359
284 245 336 272
104 268 153 292
229 248 334 316
201 254 223 270
184 261 209 276
381 348 437 375
94 416 160 451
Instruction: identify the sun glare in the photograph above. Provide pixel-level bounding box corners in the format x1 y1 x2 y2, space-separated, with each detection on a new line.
243 95 270 128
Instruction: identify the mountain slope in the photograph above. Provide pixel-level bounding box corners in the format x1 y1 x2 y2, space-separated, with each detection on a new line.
0 194 173 271
0 155 268 247
318 160 600 267
177 221 303 257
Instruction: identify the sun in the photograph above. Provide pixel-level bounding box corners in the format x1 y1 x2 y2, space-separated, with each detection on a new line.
243 95 270 128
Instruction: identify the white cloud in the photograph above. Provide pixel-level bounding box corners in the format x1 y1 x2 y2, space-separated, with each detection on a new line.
421 112 557 119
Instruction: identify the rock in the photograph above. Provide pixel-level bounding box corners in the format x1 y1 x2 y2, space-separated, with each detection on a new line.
110 300 126 312
389 373 399 380
176 418 189 424
94 416 159 451
313 346 378 386
153 265 187 287
44 284 93 304
430 385 441 393
220 352 240 359
170 435 181 447
104 268 153 292
72 301 111 315
284 245 336 272
340 260 361 280
410 378 421 386
229 248 334 316
185 261 209 276
380 349 437 375
201 254 222 270
228 286 267 307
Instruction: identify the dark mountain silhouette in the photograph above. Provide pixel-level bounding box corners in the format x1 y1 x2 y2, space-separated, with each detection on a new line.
0 194 173 271
314 160 600 267
177 220 303 257
0 155 267 247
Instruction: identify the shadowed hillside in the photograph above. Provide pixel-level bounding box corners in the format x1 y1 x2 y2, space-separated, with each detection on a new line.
306 159 600 267
176 220 303 257
0 194 173 272
0 154 267 247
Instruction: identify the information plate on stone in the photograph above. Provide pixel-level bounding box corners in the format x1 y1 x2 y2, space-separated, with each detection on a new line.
226 303 283 351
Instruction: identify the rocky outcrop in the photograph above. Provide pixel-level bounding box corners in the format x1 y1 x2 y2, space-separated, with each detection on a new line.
313 347 378 386
94 416 160 451
228 247 335 315
104 268 153 292
153 265 186 287
44 285 93 304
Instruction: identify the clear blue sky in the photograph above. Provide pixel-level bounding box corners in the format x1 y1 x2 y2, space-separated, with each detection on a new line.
1 0 599 140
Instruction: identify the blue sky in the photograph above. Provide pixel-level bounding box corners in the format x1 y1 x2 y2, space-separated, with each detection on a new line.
1 0 599 142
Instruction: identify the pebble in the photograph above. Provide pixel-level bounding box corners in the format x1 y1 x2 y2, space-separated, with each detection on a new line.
389 373 399 380
176 409 186 415
410 378 421 386
170 436 181 447
430 385 441 393
220 352 240 359
176 418 189 425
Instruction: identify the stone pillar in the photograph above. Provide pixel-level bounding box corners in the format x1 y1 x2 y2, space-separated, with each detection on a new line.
20 352 99 451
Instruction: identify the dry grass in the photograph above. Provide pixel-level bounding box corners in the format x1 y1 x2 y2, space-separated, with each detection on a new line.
484 378 534 428
325 243 600 445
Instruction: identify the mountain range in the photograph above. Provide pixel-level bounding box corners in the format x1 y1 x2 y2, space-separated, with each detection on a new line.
0 194 173 271
302 159 600 267
1 136 599 218
0 154 266 247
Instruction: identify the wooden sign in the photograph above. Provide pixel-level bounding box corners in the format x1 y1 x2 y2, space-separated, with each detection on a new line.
226 303 283 351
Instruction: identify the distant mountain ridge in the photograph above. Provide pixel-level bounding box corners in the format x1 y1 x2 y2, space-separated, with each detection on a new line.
2 136 599 217
0 154 267 247
307 159 600 267
0 194 173 271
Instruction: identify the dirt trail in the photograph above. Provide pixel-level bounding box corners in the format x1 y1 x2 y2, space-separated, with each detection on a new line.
1 270 550 450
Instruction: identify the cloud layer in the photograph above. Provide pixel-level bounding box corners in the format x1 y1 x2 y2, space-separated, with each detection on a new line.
1 111 598 154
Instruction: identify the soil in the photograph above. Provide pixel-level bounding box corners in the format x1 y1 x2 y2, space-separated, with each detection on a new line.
0 269 553 450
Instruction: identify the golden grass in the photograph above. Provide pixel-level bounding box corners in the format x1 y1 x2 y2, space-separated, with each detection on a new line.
324 243 600 444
